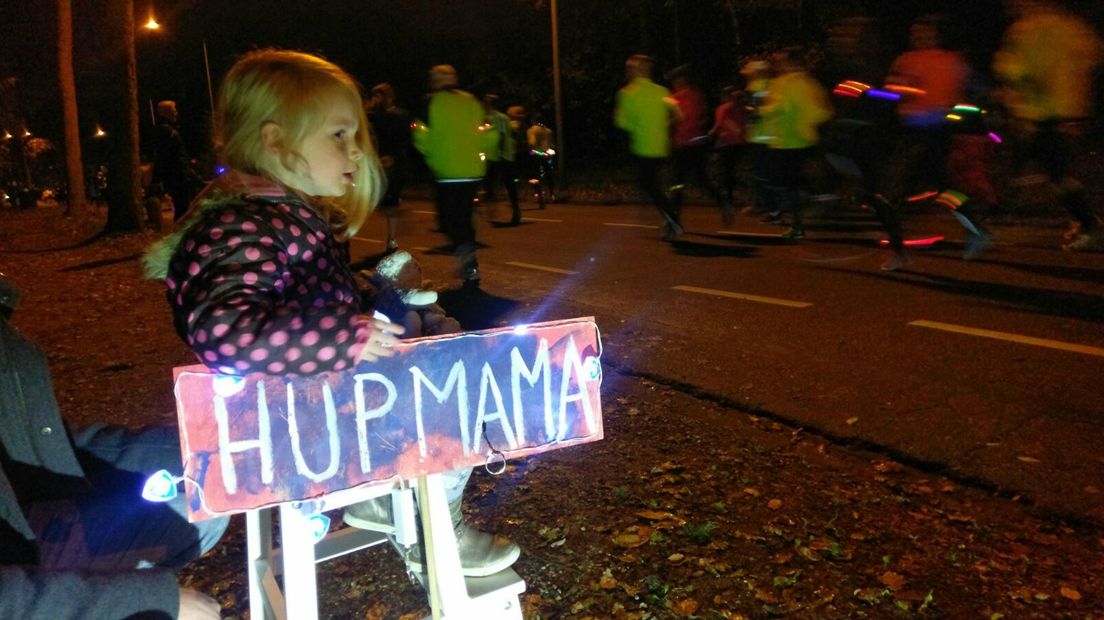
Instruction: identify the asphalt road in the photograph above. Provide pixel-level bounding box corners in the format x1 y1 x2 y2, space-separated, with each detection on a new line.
349 196 1104 526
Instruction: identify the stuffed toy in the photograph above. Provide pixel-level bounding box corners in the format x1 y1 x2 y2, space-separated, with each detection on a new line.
361 251 461 338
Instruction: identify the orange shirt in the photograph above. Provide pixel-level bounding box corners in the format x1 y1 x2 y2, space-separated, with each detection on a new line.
888 48 969 119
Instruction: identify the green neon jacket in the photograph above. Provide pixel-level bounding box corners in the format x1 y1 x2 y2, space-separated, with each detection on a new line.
614 77 680 158
413 89 490 180
760 71 833 150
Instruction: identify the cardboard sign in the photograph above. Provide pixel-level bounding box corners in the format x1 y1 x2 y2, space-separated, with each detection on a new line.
174 317 602 521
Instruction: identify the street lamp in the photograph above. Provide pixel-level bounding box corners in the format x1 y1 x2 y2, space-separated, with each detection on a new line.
139 11 216 120
139 8 163 125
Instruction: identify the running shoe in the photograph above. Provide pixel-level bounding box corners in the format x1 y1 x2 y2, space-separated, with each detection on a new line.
662 221 685 241
760 211 784 225
1062 221 1081 241
1063 232 1104 252
962 231 990 261
880 250 912 272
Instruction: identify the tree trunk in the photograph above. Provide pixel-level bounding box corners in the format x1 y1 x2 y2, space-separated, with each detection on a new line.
102 0 143 233
57 0 86 216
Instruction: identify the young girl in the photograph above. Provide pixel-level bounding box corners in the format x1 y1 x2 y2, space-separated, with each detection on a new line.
144 49 402 373
144 49 518 577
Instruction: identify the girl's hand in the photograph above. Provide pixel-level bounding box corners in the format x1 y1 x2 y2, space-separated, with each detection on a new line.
357 317 405 363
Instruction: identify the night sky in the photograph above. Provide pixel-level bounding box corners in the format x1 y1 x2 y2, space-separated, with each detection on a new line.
1 0 1100 164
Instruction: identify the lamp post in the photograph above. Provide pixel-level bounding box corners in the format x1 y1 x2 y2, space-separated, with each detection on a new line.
202 40 215 119
141 10 214 119
550 0 565 192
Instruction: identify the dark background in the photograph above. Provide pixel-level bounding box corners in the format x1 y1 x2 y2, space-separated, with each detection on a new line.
1 0 1101 174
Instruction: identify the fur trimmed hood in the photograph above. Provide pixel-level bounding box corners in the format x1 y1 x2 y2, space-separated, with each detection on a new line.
142 171 301 281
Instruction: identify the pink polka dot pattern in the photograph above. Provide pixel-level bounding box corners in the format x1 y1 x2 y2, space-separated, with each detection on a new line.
163 186 371 378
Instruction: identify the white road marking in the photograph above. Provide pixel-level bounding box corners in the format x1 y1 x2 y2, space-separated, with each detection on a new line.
505 261 579 275
350 237 429 252
605 222 660 229
714 230 783 238
672 285 813 308
909 320 1104 358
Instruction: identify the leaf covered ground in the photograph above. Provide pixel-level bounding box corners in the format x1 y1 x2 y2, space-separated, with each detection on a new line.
2 206 1102 619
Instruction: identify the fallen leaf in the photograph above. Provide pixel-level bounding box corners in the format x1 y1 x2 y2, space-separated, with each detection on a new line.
672 599 699 616
1017 455 1041 464
1059 586 1081 601
612 526 653 548
846 417 859 425
874 461 904 474
796 546 820 562
1007 586 1033 601
767 499 783 510
853 587 884 604
598 570 618 590
743 487 760 497
755 588 780 604
636 510 681 522
880 571 907 590
667 553 686 564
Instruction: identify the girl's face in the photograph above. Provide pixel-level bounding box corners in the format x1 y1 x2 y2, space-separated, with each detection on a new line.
294 97 363 197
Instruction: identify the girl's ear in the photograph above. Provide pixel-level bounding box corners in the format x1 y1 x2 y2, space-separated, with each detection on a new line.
260 122 283 155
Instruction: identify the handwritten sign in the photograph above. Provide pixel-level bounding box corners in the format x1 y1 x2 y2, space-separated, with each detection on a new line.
173 317 602 521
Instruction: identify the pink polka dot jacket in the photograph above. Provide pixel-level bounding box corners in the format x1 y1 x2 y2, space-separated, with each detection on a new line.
143 170 370 376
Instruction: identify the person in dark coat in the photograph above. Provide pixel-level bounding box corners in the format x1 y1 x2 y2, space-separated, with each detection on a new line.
0 273 228 619
368 83 415 251
151 101 201 222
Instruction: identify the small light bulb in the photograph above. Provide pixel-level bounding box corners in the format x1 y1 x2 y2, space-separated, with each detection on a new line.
213 375 246 397
585 356 601 381
142 469 180 502
308 514 331 542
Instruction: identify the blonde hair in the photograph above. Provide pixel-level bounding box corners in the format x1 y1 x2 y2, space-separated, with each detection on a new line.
215 49 381 236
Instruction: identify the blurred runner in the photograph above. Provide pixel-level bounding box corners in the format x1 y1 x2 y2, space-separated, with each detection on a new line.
709 84 748 217
884 15 991 262
994 0 1103 251
760 47 833 241
368 83 413 251
526 112 557 205
481 93 520 222
413 65 489 285
742 59 778 219
614 54 683 240
668 65 731 225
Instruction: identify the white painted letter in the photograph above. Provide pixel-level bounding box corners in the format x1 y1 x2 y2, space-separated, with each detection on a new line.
474 362 517 453
510 339 551 443
214 380 273 494
558 335 597 441
286 381 340 483
410 361 468 457
353 373 397 473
